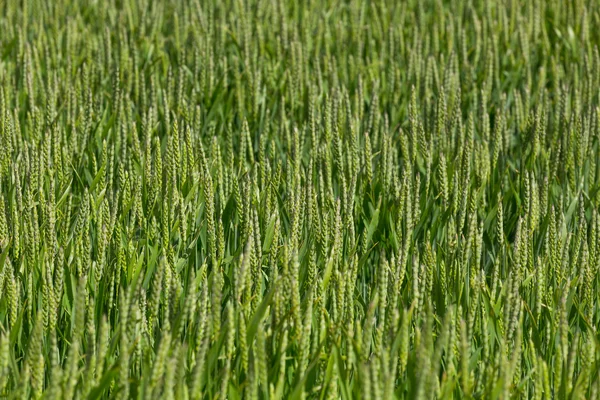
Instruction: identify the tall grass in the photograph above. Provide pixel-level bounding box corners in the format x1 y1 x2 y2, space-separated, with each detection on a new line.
0 0 599 398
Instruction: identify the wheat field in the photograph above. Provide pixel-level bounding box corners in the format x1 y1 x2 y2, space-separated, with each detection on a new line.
0 0 599 398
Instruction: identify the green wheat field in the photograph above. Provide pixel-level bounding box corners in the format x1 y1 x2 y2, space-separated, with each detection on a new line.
0 0 599 398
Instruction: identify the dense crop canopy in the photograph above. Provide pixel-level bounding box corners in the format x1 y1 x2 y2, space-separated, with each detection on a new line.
0 0 600 398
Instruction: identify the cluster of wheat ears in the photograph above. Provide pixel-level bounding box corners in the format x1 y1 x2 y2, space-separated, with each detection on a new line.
0 0 599 399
